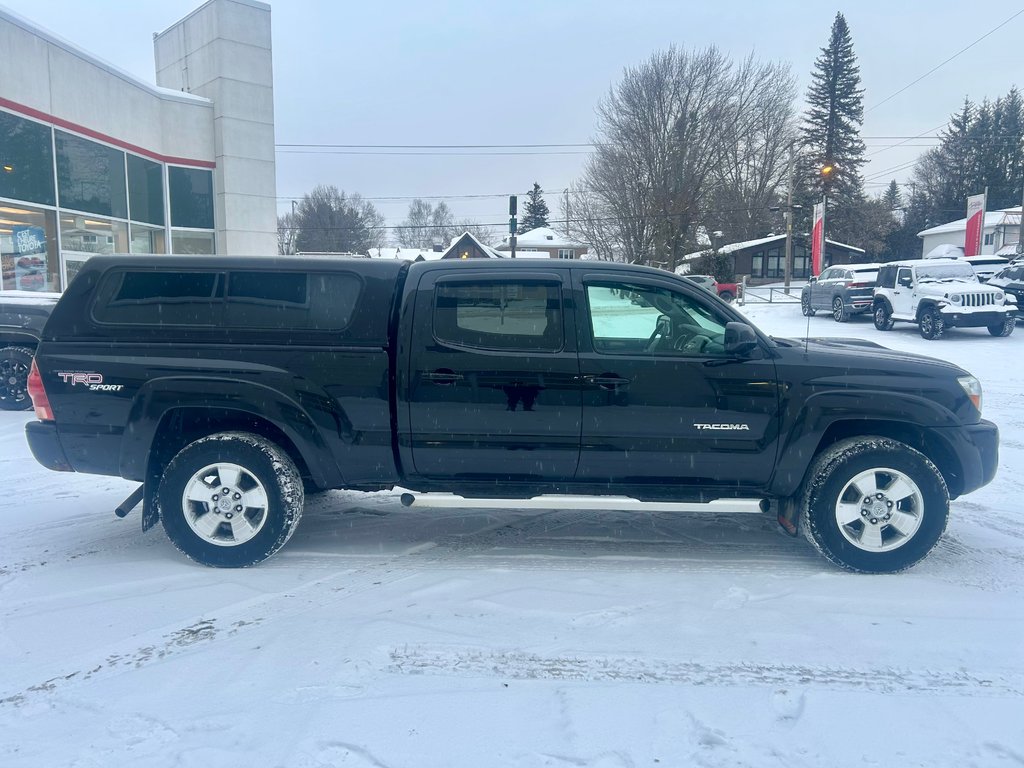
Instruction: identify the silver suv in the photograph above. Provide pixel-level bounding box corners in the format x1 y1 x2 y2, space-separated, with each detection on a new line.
872 258 1016 340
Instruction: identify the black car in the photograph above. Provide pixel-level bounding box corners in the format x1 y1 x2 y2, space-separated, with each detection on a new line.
0 291 59 410
987 261 1024 320
801 263 881 322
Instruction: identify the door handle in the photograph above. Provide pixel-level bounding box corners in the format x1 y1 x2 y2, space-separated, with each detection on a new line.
582 374 630 390
423 370 464 385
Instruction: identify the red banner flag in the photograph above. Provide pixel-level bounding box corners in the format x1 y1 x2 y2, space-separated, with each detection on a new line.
964 193 986 257
811 202 825 275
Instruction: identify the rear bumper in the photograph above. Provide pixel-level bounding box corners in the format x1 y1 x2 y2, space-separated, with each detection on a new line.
931 420 998 498
25 420 74 472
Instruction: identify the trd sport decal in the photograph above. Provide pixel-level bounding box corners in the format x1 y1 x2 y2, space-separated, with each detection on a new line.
57 372 124 392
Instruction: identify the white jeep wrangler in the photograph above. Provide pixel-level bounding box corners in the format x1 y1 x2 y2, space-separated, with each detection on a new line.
872 257 1016 340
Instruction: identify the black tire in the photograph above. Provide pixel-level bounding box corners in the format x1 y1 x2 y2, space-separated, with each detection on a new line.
918 307 945 340
800 437 949 574
0 346 35 411
832 296 849 323
158 432 304 567
987 317 1015 337
719 290 734 303
873 303 895 331
801 295 815 317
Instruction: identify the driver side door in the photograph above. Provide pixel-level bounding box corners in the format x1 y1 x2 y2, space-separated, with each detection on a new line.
573 274 782 488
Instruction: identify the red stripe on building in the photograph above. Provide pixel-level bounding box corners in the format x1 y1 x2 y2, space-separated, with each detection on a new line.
0 96 216 169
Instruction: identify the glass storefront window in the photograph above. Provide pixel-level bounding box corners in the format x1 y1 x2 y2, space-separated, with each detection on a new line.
130 222 167 254
171 229 215 255
0 110 56 206
56 131 128 219
127 154 164 226
169 167 214 230
0 203 59 291
60 214 129 255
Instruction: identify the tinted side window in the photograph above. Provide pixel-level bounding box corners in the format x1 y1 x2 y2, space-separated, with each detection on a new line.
93 270 223 325
877 266 895 288
225 271 361 330
433 280 562 352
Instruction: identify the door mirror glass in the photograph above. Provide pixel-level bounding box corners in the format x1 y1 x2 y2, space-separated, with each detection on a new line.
808 276 818 284
898 275 913 288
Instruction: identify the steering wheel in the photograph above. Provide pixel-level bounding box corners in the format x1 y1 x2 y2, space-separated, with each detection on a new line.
674 333 713 354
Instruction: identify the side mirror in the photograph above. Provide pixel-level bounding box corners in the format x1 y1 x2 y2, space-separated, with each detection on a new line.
898 276 913 288
808 276 818 284
655 314 672 339
724 321 758 356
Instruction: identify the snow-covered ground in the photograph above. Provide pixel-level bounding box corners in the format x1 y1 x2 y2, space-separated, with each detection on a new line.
1 303 1022 767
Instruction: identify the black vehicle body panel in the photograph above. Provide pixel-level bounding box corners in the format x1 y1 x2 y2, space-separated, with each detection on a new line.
0 292 58 346
26 256 998 513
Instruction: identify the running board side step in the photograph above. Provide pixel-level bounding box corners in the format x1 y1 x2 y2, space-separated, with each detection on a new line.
400 492 768 514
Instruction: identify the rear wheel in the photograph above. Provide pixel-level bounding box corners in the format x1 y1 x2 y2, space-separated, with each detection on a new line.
919 307 945 340
0 346 34 411
832 296 849 323
987 316 1015 337
158 432 304 567
873 303 894 331
800 437 949 573
719 290 734 303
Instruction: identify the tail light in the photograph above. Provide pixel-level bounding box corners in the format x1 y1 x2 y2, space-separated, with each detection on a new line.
848 281 874 288
27 358 54 422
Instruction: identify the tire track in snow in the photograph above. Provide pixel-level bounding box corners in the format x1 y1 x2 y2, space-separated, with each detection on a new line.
387 646 1024 697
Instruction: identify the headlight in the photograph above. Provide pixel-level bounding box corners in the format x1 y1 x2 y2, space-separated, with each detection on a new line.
995 290 1005 302
958 375 982 414
950 294 962 305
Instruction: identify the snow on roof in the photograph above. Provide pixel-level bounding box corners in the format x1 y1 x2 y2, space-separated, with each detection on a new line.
496 227 586 250
439 231 506 260
369 247 441 261
679 234 865 261
924 243 964 259
917 206 1022 237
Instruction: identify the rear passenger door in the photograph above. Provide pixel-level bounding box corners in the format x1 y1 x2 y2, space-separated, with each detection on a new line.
404 270 582 481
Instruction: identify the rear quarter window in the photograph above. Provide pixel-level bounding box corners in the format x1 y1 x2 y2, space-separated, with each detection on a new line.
91 268 363 331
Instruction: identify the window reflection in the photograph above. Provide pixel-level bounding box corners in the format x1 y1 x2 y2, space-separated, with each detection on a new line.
55 131 128 219
0 110 56 206
130 222 167 254
171 229 216 254
60 214 129 255
0 203 59 291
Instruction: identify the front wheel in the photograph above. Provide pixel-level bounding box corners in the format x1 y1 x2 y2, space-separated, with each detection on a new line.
800 437 949 573
873 303 895 331
832 296 849 322
919 308 945 340
719 290 734 303
0 346 34 411
158 432 304 567
801 295 815 316
988 316 1015 337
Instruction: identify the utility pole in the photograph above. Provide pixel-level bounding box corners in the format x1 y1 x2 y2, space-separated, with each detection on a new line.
783 144 795 294
509 195 518 259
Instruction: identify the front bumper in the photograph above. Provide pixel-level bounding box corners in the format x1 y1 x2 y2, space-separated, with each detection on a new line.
25 420 74 472
931 419 999 498
937 308 1013 328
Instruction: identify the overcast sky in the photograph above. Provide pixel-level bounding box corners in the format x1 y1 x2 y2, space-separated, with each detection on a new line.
3 0 1023 235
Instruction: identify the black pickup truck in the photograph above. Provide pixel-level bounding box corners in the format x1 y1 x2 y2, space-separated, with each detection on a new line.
24 256 998 573
0 290 58 410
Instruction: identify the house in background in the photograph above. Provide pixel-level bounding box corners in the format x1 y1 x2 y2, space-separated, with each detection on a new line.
918 206 1022 257
494 227 588 259
678 234 866 284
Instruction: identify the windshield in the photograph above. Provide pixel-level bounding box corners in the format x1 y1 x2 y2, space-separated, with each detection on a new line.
916 264 977 282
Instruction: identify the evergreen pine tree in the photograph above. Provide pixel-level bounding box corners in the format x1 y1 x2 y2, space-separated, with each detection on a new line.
519 182 550 232
882 179 902 211
800 12 866 244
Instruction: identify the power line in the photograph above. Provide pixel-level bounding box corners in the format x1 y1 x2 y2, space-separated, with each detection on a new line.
866 8 1024 113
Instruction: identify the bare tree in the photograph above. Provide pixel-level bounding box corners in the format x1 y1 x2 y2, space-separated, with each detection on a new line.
277 211 298 255
397 199 457 248
706 56 797 242
579 46 796 268
291 185 386 254
561 180 624 261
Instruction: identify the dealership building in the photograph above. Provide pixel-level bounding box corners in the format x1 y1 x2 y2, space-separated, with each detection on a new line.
0 0 277 292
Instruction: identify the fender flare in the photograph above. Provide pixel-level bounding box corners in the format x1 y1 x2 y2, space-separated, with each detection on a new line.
769 389 962 498
118 376 344 488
